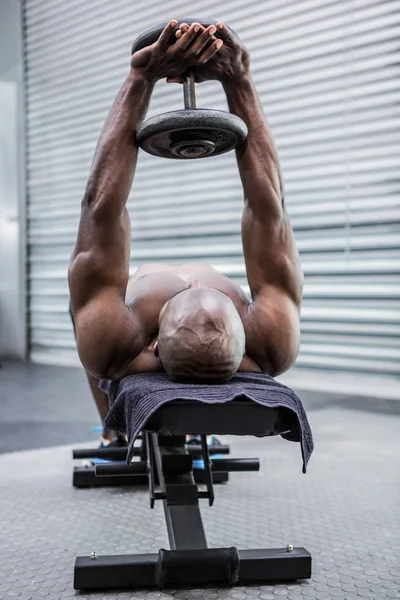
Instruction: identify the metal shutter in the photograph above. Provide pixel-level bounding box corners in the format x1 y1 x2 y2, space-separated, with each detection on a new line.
25 0 400 375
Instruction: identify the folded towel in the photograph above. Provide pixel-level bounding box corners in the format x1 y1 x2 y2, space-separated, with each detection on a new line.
102 372 313 473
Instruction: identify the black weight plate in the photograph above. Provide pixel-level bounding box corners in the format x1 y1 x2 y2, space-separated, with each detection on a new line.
132 18 239 54
137 109 248 159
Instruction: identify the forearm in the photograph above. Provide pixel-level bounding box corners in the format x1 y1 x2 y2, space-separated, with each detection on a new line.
223 73 284 218
83 68 155 215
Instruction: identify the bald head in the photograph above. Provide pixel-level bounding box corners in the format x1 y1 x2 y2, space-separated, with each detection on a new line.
158 287 245 383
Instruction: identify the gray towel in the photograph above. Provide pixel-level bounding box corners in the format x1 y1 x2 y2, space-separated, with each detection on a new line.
102 372 313 473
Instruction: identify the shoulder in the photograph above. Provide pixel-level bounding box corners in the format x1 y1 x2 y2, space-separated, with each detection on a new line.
129 263 172 281
125 270 187 319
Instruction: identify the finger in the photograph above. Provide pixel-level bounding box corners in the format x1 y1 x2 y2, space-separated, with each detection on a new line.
215 21 236 44
174 22 203 51
175 30 183 40
197 39 223 64
157 19 178 49
179 23 190 32
188 25 217 56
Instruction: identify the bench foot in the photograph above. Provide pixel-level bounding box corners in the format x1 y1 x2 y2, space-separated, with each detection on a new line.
74 547 312 590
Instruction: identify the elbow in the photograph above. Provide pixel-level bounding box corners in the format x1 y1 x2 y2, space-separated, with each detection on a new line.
76 342 119 381
271 338 300 377
79 346 137 381
268 352 298 378
265 323 301 378
82 360 125 382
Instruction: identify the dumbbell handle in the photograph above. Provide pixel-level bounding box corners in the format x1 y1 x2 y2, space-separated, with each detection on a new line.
183 72 196 110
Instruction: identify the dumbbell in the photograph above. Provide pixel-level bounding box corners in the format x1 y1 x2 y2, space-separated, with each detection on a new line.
131 18 248 159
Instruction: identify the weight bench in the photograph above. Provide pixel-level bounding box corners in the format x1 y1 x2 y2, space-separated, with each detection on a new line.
74 397 312 591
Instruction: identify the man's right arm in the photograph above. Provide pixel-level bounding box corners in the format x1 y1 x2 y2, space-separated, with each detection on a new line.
68 22 224 378
67 67 155 378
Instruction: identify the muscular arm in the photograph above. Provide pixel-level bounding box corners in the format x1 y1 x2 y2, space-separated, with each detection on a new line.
69 22 223 379
223 74 303 374
68 69 155 378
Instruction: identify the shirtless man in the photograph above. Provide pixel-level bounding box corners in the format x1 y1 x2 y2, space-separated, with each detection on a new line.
68 20 303 441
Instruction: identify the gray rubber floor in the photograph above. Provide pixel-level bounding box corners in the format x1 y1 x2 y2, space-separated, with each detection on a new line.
0 361 98 453
1 399 399 599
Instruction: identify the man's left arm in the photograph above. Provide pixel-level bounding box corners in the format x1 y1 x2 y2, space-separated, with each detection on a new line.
223 71 303 298
222 67 303 375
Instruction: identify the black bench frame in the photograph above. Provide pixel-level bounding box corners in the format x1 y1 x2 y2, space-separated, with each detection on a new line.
72 438 229 487
74 399 311 591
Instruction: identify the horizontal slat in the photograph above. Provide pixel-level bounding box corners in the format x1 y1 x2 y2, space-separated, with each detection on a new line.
31 314 400 337
25 161 400 197
26 127 400 175
28 231 400 253
26 28 400 103
27 180 400 212
29 207 400 237
26 122 400 167
32 296 400 320
28 12 400 77
26 196 400 223
29 281 400 301
31 257 400 278
27 65 400 126
294 354 400 375
25 0 398 61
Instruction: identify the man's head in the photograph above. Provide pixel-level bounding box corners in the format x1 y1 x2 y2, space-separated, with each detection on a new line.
157 286 245 383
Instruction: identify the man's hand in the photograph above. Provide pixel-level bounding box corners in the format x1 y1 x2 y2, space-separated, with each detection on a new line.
131 20 223 83
167 22 250 84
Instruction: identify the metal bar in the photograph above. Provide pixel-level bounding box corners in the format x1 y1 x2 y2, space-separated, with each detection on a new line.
146 432 156 508
188 444 230 455
72 466 226 488
200 434 214 507
94 461 147 477
212 458 260 472
153 435 208 551
73 447 130 460
74 547 312 590
166 503 208 551
183 72 196 109
151 434 166 488
73 466 148 488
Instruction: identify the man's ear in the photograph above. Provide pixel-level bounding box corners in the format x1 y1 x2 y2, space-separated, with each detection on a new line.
154 340 159 357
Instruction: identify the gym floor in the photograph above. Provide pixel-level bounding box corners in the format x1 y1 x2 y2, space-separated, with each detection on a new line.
0 360 399 599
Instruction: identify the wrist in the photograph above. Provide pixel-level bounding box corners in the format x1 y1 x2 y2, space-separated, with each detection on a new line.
129 66 157 86
222 69 252 91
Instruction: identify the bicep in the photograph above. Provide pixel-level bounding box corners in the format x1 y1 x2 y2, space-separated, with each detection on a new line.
241 203 303 305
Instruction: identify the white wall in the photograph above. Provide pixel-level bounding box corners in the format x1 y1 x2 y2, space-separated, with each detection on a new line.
0 0 26 358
